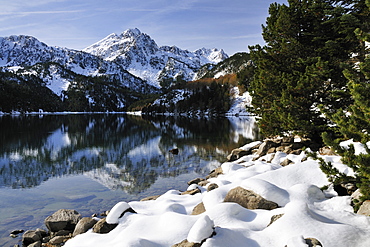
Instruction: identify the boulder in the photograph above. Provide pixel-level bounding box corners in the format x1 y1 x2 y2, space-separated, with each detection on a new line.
227 148 251 162
191 202 206 215
93 218 118 234
28 241 42 247
187 178 205 185
49 235 69 245
357 200 370 216
73 217 98 237
255 140 278 157
198 180 209 186
206 167 223 179
44 209 81 233
280 158 294 167
22 230 42 246
181 188 201 195
207 183 219 192
55 229 71 236
224 186 278 210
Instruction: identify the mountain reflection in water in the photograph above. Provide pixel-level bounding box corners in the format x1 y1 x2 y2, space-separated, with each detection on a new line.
0 114 260 193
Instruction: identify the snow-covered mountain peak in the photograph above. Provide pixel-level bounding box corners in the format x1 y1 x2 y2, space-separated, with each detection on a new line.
194 47 228 64
122 27 142 38
0 28 229 92
82 28 228 87
83 28 159 62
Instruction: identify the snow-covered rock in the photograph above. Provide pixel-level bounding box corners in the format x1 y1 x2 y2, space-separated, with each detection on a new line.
186 215 214 243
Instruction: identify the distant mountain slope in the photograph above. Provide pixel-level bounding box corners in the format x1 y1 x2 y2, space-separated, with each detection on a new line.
0 35 156 95
83 28 228 88
0 29 229 112
195 52 251 80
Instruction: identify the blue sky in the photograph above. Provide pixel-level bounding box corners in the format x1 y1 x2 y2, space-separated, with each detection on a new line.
0 0 287 55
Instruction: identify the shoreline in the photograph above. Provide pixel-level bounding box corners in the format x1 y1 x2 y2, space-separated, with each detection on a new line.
15 135 356 247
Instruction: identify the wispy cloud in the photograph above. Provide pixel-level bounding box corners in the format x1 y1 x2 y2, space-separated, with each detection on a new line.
0 10 84 16
0 23 38 33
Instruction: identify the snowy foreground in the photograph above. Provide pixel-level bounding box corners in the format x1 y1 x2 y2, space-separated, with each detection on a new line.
65 141 370 247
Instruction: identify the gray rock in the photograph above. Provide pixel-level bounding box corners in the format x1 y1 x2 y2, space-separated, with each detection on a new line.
10 229 24 235
191 202 206 215
206 167 223 179
22 230 42 246
42 236 51 243
73 217 98 237
49 235 69 245
224 186 278 210
35 228 47 238
28 241 41 247
93 218 118 234
255 141 278 157
227 148 251 162
44 209 81 233
55 229 71 236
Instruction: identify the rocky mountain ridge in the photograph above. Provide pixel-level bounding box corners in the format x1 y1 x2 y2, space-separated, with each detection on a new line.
83 28 228 88
0 29 228 112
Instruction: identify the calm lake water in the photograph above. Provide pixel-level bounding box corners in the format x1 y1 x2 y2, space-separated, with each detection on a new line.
0 114 259 246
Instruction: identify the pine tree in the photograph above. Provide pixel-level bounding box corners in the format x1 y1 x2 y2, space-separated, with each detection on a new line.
320 0 370 202
249 0 361 140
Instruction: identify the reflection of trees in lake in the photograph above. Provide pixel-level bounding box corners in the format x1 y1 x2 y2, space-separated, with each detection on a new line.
0 114 258 192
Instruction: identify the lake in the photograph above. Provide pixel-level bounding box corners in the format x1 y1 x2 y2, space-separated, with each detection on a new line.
0 114 259 246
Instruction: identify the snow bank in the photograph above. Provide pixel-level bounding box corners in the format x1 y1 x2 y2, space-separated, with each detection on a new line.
65 144 370 247
227 87 252 116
